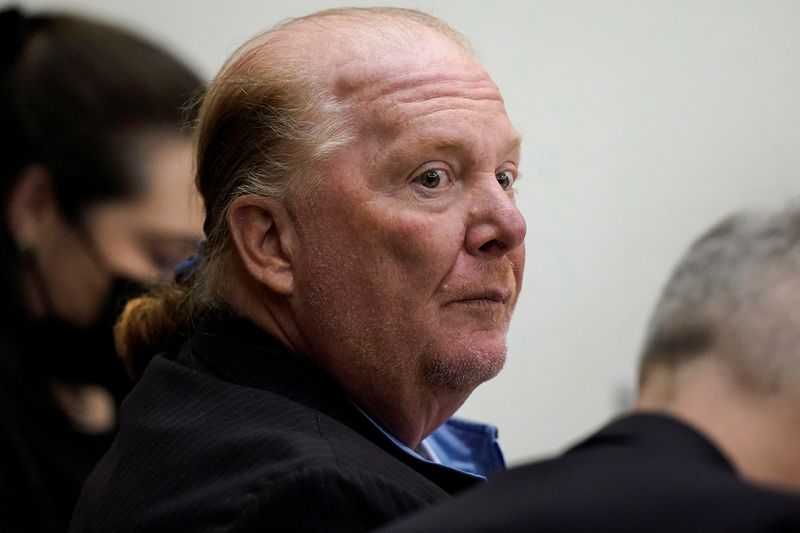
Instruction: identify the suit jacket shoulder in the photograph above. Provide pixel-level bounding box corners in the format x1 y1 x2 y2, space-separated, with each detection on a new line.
70 312 479 532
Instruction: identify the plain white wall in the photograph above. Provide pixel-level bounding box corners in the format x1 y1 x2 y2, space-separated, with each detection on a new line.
14 0 800 466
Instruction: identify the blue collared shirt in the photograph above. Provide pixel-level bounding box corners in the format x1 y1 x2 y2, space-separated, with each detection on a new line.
362 411 506 480
422 418 506 478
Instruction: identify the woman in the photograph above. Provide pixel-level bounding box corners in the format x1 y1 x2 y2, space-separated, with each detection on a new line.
0 7 204 531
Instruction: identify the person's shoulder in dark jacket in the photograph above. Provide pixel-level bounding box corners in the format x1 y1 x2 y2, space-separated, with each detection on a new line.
376 414 800 533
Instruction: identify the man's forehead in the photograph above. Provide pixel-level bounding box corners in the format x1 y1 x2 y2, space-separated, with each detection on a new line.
343 93 521 178
328 42 504 132
333 39 481 96
334 61 496 102
351 69 511 133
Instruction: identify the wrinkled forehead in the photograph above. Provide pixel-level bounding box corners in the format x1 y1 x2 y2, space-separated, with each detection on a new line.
334 54 498 109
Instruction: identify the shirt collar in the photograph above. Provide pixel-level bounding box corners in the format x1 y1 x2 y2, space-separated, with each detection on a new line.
353 403 506 480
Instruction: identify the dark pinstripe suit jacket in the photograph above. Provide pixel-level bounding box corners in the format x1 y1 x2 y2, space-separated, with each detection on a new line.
69 311 481 532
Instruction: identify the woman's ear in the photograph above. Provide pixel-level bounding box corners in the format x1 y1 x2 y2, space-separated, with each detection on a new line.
5 165 59 250
227 195 296 296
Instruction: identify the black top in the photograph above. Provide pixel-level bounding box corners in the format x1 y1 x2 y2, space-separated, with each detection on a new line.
69 311 481 532
378 412 800 533
0 326 115 533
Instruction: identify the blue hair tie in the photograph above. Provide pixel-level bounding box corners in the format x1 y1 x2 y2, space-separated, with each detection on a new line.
174 240 206 282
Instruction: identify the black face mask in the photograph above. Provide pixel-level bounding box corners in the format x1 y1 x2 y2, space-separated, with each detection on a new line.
34 275 147 405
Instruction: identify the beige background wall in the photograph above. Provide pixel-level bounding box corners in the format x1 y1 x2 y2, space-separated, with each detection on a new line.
15 0 800 465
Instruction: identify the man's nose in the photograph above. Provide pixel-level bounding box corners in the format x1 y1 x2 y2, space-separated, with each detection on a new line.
465 177 526 257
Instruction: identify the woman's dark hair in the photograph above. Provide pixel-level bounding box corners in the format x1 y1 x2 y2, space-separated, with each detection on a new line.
0 7 203 219
0 6 204 326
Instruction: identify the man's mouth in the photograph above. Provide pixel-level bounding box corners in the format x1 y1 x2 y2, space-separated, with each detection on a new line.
448 287 512 306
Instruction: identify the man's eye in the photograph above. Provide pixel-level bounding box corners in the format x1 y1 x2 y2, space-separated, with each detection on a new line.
496 170 515 190
415 169 449 189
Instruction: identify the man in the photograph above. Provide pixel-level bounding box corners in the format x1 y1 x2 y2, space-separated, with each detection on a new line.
379 207 800 533
69 7 525 532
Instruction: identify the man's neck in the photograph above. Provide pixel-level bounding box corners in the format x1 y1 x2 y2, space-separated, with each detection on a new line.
349 381 470 449
637 356 800 494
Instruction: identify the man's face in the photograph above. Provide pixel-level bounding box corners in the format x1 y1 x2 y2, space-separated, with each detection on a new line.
289 35 526 403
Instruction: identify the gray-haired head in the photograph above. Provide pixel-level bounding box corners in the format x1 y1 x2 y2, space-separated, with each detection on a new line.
639 206 800 394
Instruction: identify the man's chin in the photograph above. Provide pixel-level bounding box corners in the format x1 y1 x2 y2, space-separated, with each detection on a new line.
419 342 507 394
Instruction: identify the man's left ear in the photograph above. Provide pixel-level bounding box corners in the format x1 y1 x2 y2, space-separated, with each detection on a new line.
227 195 296 296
